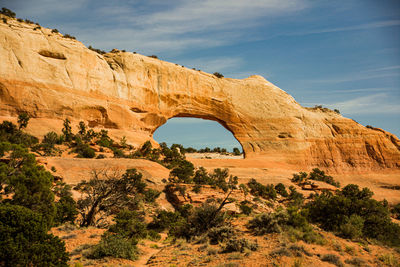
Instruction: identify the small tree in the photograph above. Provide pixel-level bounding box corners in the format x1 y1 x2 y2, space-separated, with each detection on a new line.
233 147 241 155
53 182 78 226
74 168 156 227
62 118 73 142
78 121 86 136
0 143 56 228
17 112 30 129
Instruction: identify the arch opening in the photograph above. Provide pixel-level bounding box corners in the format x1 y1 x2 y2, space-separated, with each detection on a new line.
153 117 244 158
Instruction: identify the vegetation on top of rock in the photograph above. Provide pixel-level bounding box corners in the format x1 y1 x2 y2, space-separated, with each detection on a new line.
63 34 76 40
213 72 224 78
88 45 106 55
0 7 16 18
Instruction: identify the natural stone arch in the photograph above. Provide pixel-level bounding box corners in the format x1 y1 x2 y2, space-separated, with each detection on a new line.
0 23 399 171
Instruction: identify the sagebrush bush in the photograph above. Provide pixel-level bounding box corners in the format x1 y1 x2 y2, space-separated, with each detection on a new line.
247 210 288 234
247 179 277 200
108 210 147 240
275 183 288 197
207 226 236 245
221 238 258 253
320 254 344 267
87 233 138 260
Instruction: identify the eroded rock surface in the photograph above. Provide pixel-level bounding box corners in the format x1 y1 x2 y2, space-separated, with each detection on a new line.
0 17 399 171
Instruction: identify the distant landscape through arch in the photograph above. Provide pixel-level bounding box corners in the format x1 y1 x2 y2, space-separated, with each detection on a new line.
153 117 244 156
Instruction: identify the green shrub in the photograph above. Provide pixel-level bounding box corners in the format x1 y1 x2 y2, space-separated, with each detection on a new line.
169 160 194 183
232 147 241 155
62 118 73 142
339 214 364 239
0 121 38 147
247 179 277 200
309 168 340 187
307 184 400 247
0 204 69 266
287 186 304 206
0 7 16 18
320 254 344 267
275 183 288 197
239 201 252 215
143 188 161 202
172 202 226 239
88 45 106 55
247 210 288 235
0 143 56 227
344 257 367 267
392 203 400 219
53 182 78 226
148 210 185 232
207 226 236 245
192 184 202 193
112 147 125 158
17 112 30 129
213 72 224 78
221 238 258 253
291 172 307 183
108 210 147 240
292 169 340 187
270 247 291 257
87 233 138 260
38 131 63 156
378 253 399 266
73 141 95 158
63 34 76 39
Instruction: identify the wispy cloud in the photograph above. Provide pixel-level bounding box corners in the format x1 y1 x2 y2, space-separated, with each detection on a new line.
287 20 400 36
332 87 393 93
304 73 398 84
21 0 307 53
363 65 400 72
325 93 400 115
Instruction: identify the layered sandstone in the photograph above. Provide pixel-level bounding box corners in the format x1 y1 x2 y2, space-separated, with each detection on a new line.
0 17 399 172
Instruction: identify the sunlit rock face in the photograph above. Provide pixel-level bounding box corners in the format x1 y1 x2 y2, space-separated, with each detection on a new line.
1 17 399 172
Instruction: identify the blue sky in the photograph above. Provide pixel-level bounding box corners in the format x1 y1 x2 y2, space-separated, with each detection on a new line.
4 0 400 150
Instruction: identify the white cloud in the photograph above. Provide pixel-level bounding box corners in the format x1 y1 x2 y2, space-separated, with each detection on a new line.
326 93 400 115
59 0 307 53
363 65 400 72
11 0 89 16
287 20 400 36
304 72 399 84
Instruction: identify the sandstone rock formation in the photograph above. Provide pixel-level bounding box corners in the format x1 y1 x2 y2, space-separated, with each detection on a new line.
0 17 399 172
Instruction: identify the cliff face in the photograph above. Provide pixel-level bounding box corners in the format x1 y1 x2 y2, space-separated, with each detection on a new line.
1 17 399 172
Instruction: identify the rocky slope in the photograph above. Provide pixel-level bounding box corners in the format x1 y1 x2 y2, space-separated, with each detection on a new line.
0 16 399 172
